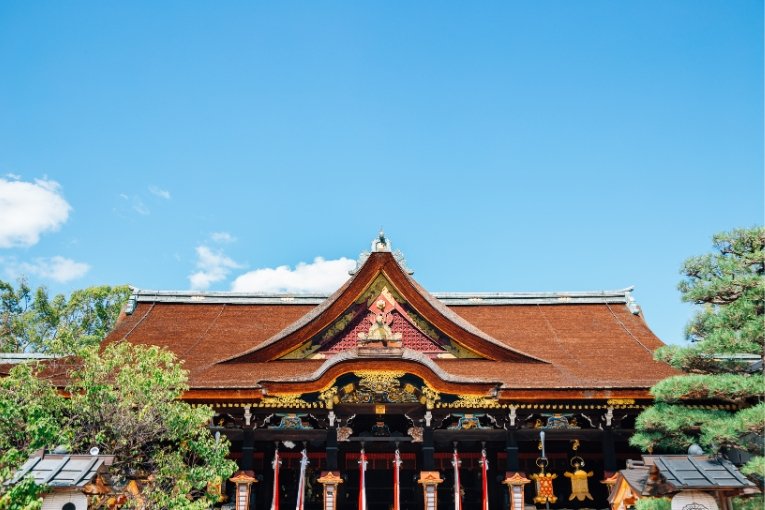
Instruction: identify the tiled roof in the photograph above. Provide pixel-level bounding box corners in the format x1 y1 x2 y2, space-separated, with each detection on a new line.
9 452 113 488
104 295 676 392
98 246 677 396
645 455 756 491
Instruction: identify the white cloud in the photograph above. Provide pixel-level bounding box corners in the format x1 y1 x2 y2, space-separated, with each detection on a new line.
231 257 355 293
188 245 242 290
211 231 236 244
0 178 71 248
132 197 150 215
148 185 171 200
5 256 90 283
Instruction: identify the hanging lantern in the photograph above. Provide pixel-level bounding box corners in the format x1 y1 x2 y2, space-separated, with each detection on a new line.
564 456 594 501
530 458 558 505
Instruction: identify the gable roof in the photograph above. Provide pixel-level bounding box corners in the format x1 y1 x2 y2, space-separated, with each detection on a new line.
218 251 546 363
100 237 678 397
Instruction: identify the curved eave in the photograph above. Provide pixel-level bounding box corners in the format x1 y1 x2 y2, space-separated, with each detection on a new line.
221 252 549 364
257 348 501 395
497 388 655 401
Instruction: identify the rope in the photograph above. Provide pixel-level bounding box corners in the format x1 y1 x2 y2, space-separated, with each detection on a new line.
605 303 653 354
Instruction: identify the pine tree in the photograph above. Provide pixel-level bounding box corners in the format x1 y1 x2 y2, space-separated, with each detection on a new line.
631 227 764 494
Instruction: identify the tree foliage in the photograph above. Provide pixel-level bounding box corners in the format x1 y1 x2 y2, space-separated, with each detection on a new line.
0 363 61 510
635 497 671 510
631 227 765 494
0 280 130 354
0 343 236 508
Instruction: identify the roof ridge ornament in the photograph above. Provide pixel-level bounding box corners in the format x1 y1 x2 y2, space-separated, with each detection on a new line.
373 229 391 252
350 230 414 275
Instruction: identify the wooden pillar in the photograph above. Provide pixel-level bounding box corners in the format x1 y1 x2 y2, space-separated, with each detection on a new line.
242 428 255 471
317 471 343 510
418 471 443 510
326 427 338 471
503 472 530 510
602 427 617 473
491 448 503 510
506 430 519 472
230 471 258 510
422 425 435 470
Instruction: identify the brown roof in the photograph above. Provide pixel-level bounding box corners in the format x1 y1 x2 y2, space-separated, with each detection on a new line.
104 299 675 398
96 245 679 399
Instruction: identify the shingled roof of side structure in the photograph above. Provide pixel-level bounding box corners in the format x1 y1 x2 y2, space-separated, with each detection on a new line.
102 240 678 401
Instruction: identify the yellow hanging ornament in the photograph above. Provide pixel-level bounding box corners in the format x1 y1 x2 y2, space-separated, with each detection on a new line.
530 458 558 504
564 456 594 501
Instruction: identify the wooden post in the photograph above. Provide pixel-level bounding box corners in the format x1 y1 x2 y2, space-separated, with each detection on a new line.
242 428 255 471
506 430 519 471
326 427 338 471
317 471 343 510
230 470 258 510
418 471 443 510
422 425 435 470
602 427 617 473
503 472 530 510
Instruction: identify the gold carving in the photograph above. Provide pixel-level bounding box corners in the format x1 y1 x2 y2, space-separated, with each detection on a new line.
319 387 339 410
444 342 482 359
260 393 309 407
420 386 441 409
606 399 635 405
338 371 419 404
408 311 441 341
448 394 501 409
280 341 319 360
322 310 358 342
358 276 404 306
355 371 406 387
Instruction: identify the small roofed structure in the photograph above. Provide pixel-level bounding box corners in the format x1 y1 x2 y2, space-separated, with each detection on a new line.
609 455 758 510
8 450 114 510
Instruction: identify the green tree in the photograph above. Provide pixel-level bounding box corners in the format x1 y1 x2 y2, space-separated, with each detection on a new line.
0 280 130 355
631 227 765 494
0 363 63 510
0 343 236 509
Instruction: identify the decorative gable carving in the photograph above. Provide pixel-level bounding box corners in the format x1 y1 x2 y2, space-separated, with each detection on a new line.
280 276 482 360
223 232 548 364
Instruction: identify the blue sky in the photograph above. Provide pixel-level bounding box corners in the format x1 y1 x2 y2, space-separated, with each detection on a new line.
0 1 762 345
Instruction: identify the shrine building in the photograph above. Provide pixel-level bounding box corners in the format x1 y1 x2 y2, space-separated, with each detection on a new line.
107 233 683 510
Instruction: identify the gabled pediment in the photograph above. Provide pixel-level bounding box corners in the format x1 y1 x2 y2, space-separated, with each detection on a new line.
222 235 548 364
280 275 483 359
